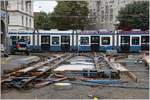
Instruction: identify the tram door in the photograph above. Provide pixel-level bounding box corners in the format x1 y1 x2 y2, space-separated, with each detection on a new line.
141 36 149 51
41 36 50 51
120 36 130 52
61 36 70 51
91 36 100 51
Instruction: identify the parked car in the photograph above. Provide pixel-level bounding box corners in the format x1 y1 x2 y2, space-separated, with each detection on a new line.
11 42 30 55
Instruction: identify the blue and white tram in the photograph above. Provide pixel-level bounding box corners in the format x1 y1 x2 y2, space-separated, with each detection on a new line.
8 30 149 52
39 30 73 51
9 32 32 46
117 31 149 52
9 30 73 52
78 30 113 52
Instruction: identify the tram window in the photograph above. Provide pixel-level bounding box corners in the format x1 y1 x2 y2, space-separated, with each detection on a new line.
121 36 130 44
132 37 139 45
91 37 95 41
65 36 70 41
20 36 30 44
10 36 19 45
121 37 126 43
91 36 99 42
41 37 45 43
10 36 19 40
52 37 59 45
101 37 110 45
141 36 149 43
80 37 89 45
41 36 50 44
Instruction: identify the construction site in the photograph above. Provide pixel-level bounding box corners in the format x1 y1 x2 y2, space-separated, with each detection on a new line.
1 52 149 99
1 0 149 99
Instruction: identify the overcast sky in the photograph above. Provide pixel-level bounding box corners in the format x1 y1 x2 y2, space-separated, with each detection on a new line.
33 1 58 13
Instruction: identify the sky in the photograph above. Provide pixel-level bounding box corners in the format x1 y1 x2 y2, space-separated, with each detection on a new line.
33 1 58 13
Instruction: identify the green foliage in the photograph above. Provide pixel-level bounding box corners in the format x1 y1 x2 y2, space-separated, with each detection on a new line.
34 12 48 30
117 1 149 31
51 1 89 30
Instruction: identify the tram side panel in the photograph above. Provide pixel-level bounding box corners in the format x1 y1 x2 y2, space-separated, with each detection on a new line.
118 35 130 52
100 35 113 52
78 35 91 52
40 35 50 51
130 35 141 52
118 32 149 52
50 35 61 51
91 36 100 52
61 35 71 52
141 35 149 51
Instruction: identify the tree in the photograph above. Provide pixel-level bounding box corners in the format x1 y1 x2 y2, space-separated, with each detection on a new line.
34 12 49 30
50 1 89 30
117 1 149 31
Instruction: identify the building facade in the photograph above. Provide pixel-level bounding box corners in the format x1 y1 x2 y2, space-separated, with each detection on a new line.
0 1 8 49
88 0 148 31
7 0 34 32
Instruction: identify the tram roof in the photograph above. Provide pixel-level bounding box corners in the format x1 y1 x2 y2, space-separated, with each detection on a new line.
9 30 74 34
79 30 113 35
37 30 73 34
118 31 149 34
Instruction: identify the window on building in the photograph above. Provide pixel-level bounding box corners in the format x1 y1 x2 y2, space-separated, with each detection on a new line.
29 18 31 27
132 37 139 45
22 16 24 26
96 1 101 12
1 1 8 10
21 0 24 10
80 37 89 45
26 17 28 26
1 1 4 9
110 8 113 21
105 5 108 14
26 2 28 12
52 37 60 45
8 16 9 24
101 10 104 22
110 0 114 3
29 3 31 13
101 37 110 45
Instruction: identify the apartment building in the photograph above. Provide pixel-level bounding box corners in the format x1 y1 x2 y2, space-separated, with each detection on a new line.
7 0 34 32
88 0 148 31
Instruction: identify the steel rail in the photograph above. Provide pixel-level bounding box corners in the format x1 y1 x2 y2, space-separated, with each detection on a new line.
1 53 70 83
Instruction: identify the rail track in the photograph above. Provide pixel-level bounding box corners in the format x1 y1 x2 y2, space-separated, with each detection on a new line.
1 53 74 89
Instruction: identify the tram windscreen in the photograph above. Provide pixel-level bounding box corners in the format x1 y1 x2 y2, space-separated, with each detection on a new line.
80 37 89 45
52 37 59 45
101 37 110 45
132 37 139 45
